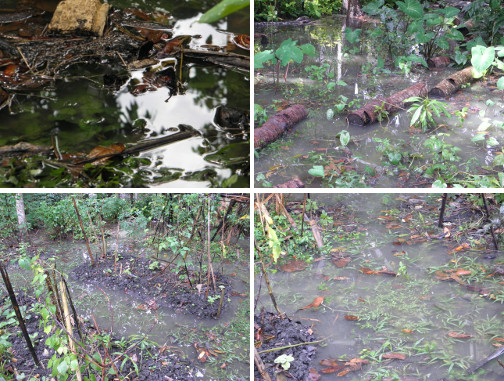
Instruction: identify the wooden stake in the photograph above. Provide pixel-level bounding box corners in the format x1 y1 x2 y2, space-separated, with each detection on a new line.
60 279 82 381
72 197 95 266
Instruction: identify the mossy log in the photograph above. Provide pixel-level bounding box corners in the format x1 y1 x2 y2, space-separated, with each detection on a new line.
429 66 475 97
254 104 308 149
347 82 428 126
273 178 305 188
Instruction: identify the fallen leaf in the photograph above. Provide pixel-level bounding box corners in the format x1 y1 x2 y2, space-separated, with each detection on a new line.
279 259 308 272
402 329 414 333
344 315 359 321
332 276 351 281
332 256 350 268
308 368 321 380
299 296 325 310
87 143 125 165
448 332 472 339
455 269 472 276
382 353 407 360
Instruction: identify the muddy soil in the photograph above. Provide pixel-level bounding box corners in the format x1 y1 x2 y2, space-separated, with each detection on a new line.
255 311 318 381
71 252 231 319
0 292 199 380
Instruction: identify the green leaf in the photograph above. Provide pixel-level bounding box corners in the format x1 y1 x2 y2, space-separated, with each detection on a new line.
425 13 443 26
345 28 362 44
336 80 347 86
326 109 334 120
439 6 460 18
488 137 499 146
254 50 275 69
387 151 402 165
327 83 336 91
397 0 423 19
471 45 495 75
435 37 450 50
497 77 504 90
57 360 69 375
410 105 423 126
471 134 486 142
18 257 30 270
447 29 464 41
362 0 384 15
339 130 350 147
493 154 504 167
276 39 303 66
477 121 492 131
432 179 447 188
308 165 325 177
199 0 249 23
300 43 316 57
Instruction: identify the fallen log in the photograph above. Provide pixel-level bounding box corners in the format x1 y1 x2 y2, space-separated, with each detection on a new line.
254 104 308 149
429 66 475 97
347 82 428 126
273 178 305 188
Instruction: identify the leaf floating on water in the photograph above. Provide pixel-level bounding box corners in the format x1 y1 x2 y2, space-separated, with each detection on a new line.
87 143 125 165
332 256 350 268
449 242 470 254
308 367 322 380
299 296 324 310
382 353 407 360
344 315 359 321
279 259 308 272
448 332 472 339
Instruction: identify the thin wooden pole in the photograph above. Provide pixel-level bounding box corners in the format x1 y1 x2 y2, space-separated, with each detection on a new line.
72 197 95 266
0 262 40 366
254 239 282 315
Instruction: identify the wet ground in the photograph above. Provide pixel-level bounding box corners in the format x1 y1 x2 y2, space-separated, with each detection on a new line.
254 16 504 188
255 194 504 380
1 224 250 380
0 0 250 188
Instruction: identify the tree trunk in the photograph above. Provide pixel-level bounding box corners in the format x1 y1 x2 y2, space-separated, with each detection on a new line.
15 193 26 234
345 0 362 19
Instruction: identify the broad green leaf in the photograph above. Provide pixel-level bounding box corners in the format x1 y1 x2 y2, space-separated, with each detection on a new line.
254 50 275 68
410 105 423 126
368 28 384 38
276 39 303 66
497 77 504 90
345 28 362 44
339 130 350 147
327 83 336 91
471 134 486 142
336 80 348 86
432 179 447 188
477 120 492 131
471 45 495 74
397 0 423 19
493 154 504 167
326 109 335 120
57 360 69 375
408 20 422 34
488 137 499 146
18 257 30 270
308 165 325 177
425 13 443 26
439 6 460 18
388 151 402 165
447 29 464 41
199 0 249 23
362 0 384 15
300 43 316 57
435 37 450 50
466 36 486 51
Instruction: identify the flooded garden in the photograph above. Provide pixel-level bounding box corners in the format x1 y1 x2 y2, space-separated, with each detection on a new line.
254 0 504 188
254 193 504 380
0 193 250 380
0 0 250 187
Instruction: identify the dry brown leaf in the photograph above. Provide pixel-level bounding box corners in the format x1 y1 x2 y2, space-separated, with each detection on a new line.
448 332 472 339
299 296 324 310
382 353 407 360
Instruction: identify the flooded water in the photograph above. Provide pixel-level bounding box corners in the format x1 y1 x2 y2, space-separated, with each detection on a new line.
0 0 249 188
255 193 504 380
3 226 250 379
254 16 504 188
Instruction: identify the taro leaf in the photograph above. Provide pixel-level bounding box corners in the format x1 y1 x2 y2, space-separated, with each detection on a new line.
416 29 435 44
397 0 423 19
327 83 336 91
362 0 384 15
425 13 443 26
18 256 30 270
435 37 450 50
432 179 447 188
388 151 402 165
309 165 325 177
494 154 504 167
447 29 464 41
497 77 504 90
440 6 460 18
326 109 335 120
406 54 427 67
336 80 347 86
466 36 486 51
477 120 492 131
276 38 304 66
204 142 249 165
471 45 495 77
368 28 384 38
254 50 275 68
300 43 316 57
199 0 249 23
345 28 361 44
407 20 422 34
471 134 486 143
339 130 350 147
488 137 499 146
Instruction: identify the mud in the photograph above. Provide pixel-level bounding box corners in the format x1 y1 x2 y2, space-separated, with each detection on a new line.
71 252 231 319
254 311 318 381
0 292 199 380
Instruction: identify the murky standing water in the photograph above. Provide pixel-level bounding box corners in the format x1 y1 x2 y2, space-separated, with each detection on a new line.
0 0 249 187
255 194 504 380
254 16 504 187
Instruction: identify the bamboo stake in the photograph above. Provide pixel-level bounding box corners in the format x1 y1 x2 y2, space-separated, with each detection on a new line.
254 238 282 315
0 262 40 366
216 287 225 319
114 223 119 273
72 197 95 266
60 279 82 381
254 348 272 381
206 196 217 295
99 213 107 259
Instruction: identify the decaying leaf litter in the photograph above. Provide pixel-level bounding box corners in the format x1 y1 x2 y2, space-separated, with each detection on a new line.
0 0 250 187
0 193 250 380
254 193 504 380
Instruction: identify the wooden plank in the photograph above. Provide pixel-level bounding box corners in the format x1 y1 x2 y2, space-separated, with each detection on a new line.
48 0 110 36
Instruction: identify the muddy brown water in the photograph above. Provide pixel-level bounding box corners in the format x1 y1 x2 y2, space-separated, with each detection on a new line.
2 227 250 379
254 15 504 188
255 194 504 380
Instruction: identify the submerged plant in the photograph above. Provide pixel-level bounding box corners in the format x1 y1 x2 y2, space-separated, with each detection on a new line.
405 96 451 132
